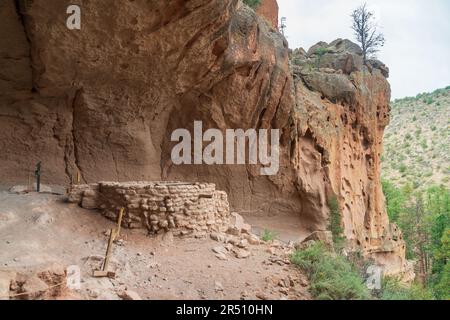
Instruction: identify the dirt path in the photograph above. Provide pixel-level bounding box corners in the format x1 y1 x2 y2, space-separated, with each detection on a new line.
0 191 310 300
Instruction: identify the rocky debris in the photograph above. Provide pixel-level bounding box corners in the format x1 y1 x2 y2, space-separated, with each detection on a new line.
7 265 67 300
212 246 228 255
212 245 229 261
118 290 142 300
237 239 249 249
265 255 291 266
301 231 334 247
244 233 261 245
263 271 310 300
228 212 252 235
209 213 263 259
214 253 228 261
240 290 249 300
233 248 251 259
83 278 119 300
19 276 49 300
210 232 227 243
212 239 252 260
255 292 270 300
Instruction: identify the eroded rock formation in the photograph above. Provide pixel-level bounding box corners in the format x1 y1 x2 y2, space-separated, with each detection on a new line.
256 0 279 29
0 0 411 277
290 40 412 278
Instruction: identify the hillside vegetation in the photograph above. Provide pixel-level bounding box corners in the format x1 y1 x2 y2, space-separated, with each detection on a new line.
380 86 450 299
382 87 450 189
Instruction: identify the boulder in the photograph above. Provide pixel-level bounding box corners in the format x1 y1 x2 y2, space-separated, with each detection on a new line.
228 212 252 235
233 248 251 259
302 231 334 247
329 39 363 55
367 59 390 78
307 41 329 56
302 72 357 104
244 233 261 245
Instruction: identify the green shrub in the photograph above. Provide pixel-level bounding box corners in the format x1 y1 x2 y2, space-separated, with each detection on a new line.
380 278 434 300
314 47 329 69
399 164 407 173
328 196 344 248
261 228 278 242
291 243 371 300
421 140 428 149
432 229 450 299
433 261 450 300
243 0 261 9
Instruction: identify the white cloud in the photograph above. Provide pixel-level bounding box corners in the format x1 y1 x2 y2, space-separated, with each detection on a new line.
278 0 450 99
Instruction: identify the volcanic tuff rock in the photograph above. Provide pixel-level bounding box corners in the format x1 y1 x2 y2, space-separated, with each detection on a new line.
256 0 279 29
0 0 410 276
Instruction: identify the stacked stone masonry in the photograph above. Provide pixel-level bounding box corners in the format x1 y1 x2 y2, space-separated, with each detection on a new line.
68 182 231 237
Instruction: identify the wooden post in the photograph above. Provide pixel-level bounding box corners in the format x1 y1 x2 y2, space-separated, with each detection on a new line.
76 170 81 185
93 228 117 278
116 207 125 238
102 228 116 272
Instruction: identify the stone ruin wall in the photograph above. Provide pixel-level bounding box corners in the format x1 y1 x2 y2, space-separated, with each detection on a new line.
68 182 231 237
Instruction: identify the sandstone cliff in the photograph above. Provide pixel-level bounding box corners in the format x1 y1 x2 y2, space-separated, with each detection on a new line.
0 0 410 277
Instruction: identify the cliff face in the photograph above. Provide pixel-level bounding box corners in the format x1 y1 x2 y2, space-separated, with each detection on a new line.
290 41 412 278
0 0 410 276
256 0 279 29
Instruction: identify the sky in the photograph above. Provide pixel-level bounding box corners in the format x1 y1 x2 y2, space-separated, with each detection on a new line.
277 0 450 99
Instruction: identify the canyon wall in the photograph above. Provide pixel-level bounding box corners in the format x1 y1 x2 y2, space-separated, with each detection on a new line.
256 0 279 29
0 0 410 276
